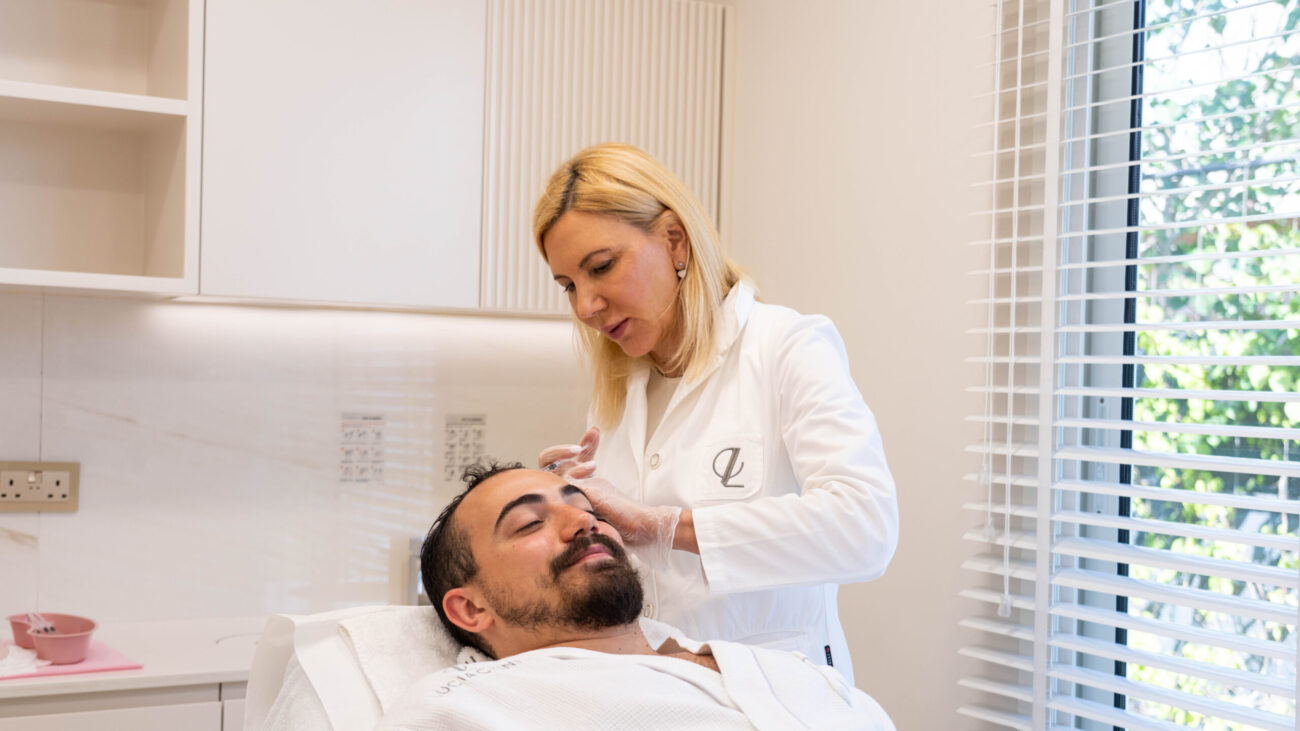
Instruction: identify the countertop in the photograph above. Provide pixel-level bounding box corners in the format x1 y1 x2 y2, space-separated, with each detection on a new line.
0 615 266 699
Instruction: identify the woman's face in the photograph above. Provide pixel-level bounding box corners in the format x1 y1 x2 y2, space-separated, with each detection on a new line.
543 210 687 363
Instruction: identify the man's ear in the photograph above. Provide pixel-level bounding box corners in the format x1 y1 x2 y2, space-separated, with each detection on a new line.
443 587 494 634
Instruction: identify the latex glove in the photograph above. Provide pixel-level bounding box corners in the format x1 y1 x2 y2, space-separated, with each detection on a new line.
537 427 600 480
574 476 681 570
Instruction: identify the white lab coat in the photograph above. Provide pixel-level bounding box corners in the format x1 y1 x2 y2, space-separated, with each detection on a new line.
596 281 900 684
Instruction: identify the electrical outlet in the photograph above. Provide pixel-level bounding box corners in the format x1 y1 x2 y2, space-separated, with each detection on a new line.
0 461 79 513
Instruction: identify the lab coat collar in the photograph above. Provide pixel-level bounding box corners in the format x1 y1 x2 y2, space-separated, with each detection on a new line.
633 279 754 384
715 280 756 363
631 280 755 455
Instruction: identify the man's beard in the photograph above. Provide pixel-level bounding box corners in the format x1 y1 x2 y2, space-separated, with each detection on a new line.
484 533 644 631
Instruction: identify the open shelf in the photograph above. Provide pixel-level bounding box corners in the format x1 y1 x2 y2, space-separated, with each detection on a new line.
0 0 199 295
0 80 189 124
0 114 189 278
0 79 189 120
0 0 191 99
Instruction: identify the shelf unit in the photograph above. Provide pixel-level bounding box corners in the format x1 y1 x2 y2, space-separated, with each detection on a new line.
0 0 202 295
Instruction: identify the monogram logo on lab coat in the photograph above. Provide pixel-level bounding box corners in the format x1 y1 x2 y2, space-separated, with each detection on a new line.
712 447 745 488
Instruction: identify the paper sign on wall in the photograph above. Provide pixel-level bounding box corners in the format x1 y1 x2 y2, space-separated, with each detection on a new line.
444 414 486 482
340 413 385 483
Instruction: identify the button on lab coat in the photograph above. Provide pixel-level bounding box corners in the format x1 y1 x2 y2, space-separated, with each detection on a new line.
596 282 900 685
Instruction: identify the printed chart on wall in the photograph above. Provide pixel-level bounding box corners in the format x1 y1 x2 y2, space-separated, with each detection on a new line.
444 414 486 482
340 413 385 483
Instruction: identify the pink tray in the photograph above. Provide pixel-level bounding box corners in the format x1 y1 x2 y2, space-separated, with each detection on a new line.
1 640 142 681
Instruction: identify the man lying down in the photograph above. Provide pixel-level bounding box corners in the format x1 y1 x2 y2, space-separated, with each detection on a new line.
377 461 895 730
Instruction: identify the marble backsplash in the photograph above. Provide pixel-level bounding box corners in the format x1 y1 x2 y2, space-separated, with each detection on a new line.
0 292 587 622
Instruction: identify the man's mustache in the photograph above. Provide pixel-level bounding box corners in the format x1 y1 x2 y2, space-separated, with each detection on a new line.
550 533 629 578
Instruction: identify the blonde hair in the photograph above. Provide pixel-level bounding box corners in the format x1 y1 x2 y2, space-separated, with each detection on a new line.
533 143 746 428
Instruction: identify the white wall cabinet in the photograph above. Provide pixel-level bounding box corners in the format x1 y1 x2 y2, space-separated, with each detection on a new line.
0 0 203 295
0 0 730 313
199 0 486 309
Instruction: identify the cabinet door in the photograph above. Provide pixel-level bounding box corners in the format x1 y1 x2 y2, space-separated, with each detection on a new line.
201 0 485 308
0 702 222 731
222 699 245 731
477 0 730 313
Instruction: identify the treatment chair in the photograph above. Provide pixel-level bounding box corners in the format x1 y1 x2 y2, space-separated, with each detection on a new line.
243 605 686 731
243 605 468 731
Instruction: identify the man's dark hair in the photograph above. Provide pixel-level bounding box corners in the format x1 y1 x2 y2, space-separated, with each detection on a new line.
420 459 525 658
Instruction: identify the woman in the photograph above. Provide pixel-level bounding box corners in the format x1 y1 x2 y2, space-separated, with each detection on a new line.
533 143 898 683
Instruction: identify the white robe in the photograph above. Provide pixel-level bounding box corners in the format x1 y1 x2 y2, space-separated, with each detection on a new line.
376 629 894 731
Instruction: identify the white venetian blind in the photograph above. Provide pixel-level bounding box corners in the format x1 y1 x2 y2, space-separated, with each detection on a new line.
478 0 729 314
961 1 1057 728
963 1 1300 729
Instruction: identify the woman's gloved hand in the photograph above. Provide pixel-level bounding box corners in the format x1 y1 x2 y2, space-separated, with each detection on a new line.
537 427 600 480
573 476 681 570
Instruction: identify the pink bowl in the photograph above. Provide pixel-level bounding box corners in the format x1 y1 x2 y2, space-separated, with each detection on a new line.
6 614 36 650
25 614 96 664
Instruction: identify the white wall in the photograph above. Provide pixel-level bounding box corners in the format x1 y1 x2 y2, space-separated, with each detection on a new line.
0 293 587 621
729 1 992 727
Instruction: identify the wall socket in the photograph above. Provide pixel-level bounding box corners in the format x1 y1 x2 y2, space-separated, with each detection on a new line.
0 461 80 513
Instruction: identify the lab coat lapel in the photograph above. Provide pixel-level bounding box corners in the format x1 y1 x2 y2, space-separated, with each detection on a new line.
657 282 756 431
622 366 650 478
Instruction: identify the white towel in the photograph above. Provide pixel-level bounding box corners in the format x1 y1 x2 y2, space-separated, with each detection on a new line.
338 606 462 714
0 645 49 677
260 656 333 731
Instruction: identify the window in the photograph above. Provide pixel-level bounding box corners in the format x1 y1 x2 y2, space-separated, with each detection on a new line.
961 1 1298 728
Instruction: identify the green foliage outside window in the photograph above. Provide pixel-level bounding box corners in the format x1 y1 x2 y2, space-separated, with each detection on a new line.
1117 0 1298 725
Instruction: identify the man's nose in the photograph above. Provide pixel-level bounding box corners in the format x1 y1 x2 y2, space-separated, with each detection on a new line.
560 503 599 539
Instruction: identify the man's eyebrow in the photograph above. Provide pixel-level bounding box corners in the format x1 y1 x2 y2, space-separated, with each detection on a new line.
494 493 544 531
561 483 591 504
492 485 595 531
551 249 611 281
